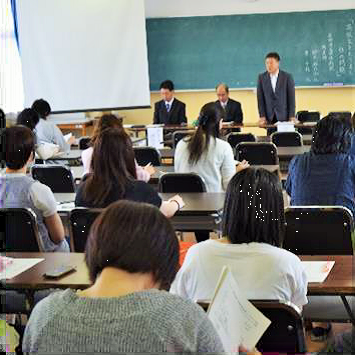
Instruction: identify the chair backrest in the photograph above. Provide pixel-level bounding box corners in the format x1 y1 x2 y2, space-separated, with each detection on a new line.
1 208 42 252
31 165 75 193
69 208 103 252
197 299 306 353
236 142 279 165
133 146 161 166
296 111 320 123
158 173 207 193
78 136 91 150
271 131 303 147
227 133 256 149
284 206 354 255
172 130 194 148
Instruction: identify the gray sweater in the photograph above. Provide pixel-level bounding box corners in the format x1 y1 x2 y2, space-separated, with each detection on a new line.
23 288 224 354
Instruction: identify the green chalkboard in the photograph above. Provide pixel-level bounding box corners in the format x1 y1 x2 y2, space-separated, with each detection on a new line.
146 10 355 90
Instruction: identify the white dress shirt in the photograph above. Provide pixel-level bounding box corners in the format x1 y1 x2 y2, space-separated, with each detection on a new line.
164 97 174 112
270 70 279 93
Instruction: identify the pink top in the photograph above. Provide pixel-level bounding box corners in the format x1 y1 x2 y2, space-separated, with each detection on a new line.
81 147 150 182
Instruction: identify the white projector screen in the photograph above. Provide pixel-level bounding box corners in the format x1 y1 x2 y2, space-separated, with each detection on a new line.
16 0 150 113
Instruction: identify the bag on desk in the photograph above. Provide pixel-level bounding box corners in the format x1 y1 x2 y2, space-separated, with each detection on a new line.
36 142 60 160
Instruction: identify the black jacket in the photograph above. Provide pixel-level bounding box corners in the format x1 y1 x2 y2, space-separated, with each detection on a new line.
153 98 187 125
215 98 243 124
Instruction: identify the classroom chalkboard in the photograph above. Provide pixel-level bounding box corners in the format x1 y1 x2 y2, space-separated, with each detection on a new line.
146 10 355 90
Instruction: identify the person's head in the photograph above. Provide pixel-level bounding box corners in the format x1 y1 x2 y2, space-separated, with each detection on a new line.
2 126 35 170
223 168 285 247
216 83 229 103
31 99 51 119
265 52 280 74
83 127 137 206
159 80 174 102
16 108 40 131
91 113 123 145
85 200 179 290
187 102 222 165
311 115 351 154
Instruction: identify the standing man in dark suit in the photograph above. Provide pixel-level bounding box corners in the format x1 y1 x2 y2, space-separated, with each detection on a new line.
153 80 187 125
257 52 297 133
215 83 243 124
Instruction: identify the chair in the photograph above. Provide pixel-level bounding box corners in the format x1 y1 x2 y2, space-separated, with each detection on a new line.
197 300 306 354
78 136 91 150
133 146 161 166
1 208 42 252
172 130 194 148
235 142 279 165
31 165 75 193
158 173 207 193
284 206 354 255
271 131 303 147
227 132 256 149
69 208 103 252
296 111 320 135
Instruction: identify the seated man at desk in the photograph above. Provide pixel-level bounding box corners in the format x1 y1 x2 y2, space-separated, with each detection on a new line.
153 80 187 125
215 83 243 125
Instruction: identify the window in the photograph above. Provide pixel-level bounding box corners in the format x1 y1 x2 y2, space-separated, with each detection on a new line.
0 0 24 113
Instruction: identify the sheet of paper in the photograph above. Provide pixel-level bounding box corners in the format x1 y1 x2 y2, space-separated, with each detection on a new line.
276 122 295 132
146 125 164 149
64 133 73 142
0 258 44 280
207 266 271 352
301 261 335 283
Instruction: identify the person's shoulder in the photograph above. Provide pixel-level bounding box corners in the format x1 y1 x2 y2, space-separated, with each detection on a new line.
228 98 241 105
31 289 71 318
30 179 53 197
258 71 268 79
281 70 294 79
129 179 156 194
265 244 302 265
174 98 186 107
147 290 207 319
216 137 233 150
154 100 164 108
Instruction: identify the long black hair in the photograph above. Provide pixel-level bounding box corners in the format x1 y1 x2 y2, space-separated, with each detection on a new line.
222 168 285 247
187 102 221 164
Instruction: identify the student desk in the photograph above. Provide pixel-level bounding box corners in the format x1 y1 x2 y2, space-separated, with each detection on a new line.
4 253 354 321
55 192 225 232
69 165 281 185
159 146 310 164
54 119 94 136
47 150 82 161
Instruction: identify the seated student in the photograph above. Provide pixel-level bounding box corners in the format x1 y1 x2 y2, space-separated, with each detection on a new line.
0 126 69 252
81 114 155 181
170 168 308 310
22 200 225 354
286 115 355 215
32 99 75 153
16 108 39 132
175 102 248 193
153 80 187 125
75 128 183 218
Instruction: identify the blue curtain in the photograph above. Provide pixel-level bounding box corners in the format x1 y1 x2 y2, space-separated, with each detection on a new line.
10 0 20 51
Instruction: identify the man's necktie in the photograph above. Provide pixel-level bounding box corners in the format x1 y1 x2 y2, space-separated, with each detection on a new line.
166 103 170 112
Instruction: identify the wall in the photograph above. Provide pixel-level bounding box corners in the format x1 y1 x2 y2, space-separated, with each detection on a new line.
112 87 355 136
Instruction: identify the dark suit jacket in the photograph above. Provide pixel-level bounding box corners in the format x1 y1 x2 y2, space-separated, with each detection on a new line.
153 98 187 125
257 70 296 123
215 98 243 124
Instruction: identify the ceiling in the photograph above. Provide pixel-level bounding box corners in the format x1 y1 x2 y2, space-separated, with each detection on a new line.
145 0 355 18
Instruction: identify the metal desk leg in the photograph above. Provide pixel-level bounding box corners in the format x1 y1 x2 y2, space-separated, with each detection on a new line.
341 295 355 326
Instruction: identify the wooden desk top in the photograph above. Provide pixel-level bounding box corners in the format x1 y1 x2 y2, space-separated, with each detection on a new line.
4 254 353 296
160 147 311 160
55 192 225 216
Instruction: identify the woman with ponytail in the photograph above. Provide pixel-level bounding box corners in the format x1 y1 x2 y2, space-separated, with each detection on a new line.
175 102 248 193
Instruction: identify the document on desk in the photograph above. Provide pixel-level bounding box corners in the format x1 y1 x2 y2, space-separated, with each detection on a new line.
0 257 44 280
301 261 335 283
207 266 271 352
